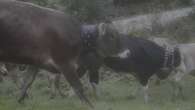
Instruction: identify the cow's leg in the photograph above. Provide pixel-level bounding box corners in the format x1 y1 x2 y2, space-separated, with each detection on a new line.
62 65 87 97
48 74 57 99
54 74 66 98
56 60 93 107
49 74 65 99
142 84 149 103
18 66 38 103
47 73 53 89
0 63 8 82
129 80 140 99
77 65 87 78
171 61 186 101
89 68 100 98
134 79 149 103
170 77 185 101
9 68 20 89
152 75 161 86
140 78 149 103
4 64 20 88
0 75 3 82
0 63 8 76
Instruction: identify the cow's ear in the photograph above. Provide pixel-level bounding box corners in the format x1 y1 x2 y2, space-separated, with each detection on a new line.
98 23 107 36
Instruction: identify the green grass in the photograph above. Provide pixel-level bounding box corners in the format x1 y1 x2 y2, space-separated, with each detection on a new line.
0 75 195 110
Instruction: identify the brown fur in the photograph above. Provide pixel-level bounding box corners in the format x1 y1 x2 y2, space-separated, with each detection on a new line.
0 0 92 106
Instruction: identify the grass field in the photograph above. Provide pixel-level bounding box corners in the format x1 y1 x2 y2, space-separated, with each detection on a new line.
0 75 195 110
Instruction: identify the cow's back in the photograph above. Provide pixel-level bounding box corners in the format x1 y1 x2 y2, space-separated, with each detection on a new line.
0 0 82 65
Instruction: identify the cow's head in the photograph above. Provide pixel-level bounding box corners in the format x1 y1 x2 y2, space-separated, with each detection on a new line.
97 23 122 57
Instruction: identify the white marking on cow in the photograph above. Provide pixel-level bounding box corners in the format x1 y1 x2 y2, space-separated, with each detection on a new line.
117 49 130 58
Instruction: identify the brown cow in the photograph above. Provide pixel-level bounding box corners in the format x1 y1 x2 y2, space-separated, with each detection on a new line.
9 22 122 102
0 0 122 107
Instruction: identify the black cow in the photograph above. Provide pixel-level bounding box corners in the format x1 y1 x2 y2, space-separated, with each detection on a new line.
78 35 181 103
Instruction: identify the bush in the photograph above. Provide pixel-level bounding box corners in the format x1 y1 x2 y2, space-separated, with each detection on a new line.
60 0 101 23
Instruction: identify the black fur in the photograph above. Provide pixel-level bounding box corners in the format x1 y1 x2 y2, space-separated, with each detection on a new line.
104 36 165 85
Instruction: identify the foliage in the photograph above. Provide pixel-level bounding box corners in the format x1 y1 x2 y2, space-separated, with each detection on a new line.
30 0 101 23
28 0 194 23
30 0 62 10
61 0 101 23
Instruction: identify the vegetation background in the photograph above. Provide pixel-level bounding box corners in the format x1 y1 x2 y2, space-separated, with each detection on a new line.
0 0 195 110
